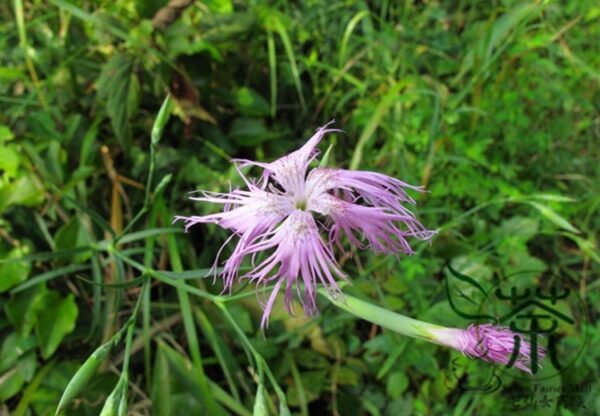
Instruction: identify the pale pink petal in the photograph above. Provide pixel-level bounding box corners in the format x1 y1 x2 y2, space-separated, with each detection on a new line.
306 168 425 217
308 194 435 254
174 187 294 289
174 187 293 235
232 209 347 329
234 121 340 195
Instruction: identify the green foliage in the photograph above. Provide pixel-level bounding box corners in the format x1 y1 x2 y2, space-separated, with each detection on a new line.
1 0 599 415
96 53 137 147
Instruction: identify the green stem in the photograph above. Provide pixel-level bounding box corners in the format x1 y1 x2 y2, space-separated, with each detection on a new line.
318 289 445 345
121 318 136 375
142 203 158 389
218 303 289 413
14 0 48 110
114 95 172 243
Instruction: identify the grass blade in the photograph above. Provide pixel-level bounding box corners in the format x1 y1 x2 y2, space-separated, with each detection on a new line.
11 264 90 293
270 16 305 112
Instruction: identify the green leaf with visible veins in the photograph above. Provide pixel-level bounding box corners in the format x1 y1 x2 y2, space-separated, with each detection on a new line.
96 53 136 146
35 291 78 359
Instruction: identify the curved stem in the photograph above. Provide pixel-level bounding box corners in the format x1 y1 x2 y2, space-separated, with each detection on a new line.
318 288 445 345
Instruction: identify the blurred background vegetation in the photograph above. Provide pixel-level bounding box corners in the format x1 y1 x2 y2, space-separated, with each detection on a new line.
0 0 599 415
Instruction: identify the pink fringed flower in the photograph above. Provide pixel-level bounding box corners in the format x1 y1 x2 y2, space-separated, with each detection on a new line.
175 122 435 328
429 324 546 374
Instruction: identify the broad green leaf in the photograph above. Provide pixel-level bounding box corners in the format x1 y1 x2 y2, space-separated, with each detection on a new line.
229 118 274 147
234 87 270 117
0 144 19 177
0 125 14 142
16 351 37 382
0 333 38 371
337 366 360 386
386 372 409 399
0 173 44 212
0 363 26 401
285 370 327 406
96 53 136 145
5 285 46 336
54 217 90 264
0 68 22 82
0 347 37 402
27 111 62 142
497 216 539 241
0 246 31 293
204 0 233 14
35 292 79 359
292 349 329 369
382 276 409 295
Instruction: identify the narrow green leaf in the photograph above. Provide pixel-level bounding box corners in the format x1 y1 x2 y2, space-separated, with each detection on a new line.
0 246 93 264
286 352 308 416
55 341 113 415
527 201 579 234
159 201 224 415
159 341 251 416
338 10 370 67
10 264 90 294
270 16 305 111
75 274 146 289
118 227 182 245
151 347 171 416
266 29 277 117
151 95 173 145
528 194 576 203
318 143 335 168
195 308 241 402
252 384 268 416
99 377 127 416
567 235 600 264
152 174 173 200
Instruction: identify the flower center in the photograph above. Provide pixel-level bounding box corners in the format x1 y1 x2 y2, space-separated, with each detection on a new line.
294 198 307 211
